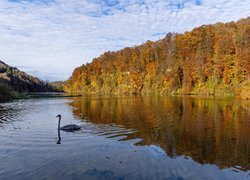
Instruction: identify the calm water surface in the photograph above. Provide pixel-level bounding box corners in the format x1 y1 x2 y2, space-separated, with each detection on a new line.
0 96 249 179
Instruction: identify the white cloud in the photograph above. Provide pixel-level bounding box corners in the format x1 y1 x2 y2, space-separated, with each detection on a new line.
0 0 249 81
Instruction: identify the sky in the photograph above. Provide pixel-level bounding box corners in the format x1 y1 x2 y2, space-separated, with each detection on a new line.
0 0 249 81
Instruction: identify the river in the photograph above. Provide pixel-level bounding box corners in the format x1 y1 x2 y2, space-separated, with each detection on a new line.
0 96 249 179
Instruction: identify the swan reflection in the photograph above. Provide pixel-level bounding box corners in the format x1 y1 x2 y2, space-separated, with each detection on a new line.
57 129 61 144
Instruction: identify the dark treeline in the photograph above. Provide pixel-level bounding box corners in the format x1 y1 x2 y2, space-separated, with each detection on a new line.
65 17 250 97
0 83 19 102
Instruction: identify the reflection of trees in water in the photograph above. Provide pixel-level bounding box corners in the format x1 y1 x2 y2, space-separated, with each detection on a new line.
70 96 250 170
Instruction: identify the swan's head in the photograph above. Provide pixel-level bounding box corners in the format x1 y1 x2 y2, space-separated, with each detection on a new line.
56 114 61 118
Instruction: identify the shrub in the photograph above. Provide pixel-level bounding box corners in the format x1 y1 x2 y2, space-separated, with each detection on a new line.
0 83 18 102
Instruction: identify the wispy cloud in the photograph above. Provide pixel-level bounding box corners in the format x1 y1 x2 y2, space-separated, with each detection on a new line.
0 0 249 81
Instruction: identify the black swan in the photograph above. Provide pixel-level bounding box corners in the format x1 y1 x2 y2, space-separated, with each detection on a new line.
56 114 81 131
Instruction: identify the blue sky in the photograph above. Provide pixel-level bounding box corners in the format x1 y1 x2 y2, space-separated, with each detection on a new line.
0 0 249 81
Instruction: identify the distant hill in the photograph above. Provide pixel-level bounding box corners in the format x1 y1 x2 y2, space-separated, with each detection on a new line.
65 17 250 97
0 60 59 92
50 81 65 92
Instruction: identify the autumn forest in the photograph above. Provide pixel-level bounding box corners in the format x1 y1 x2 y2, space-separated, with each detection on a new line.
65 17 250 97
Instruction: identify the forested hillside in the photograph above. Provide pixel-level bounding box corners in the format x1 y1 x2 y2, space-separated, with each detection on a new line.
65 17 250 97
0 60 58 92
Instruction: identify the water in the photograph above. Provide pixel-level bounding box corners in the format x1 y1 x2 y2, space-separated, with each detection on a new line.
0 96 249 179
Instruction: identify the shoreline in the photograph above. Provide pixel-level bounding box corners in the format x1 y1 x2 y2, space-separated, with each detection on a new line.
1 92 249 103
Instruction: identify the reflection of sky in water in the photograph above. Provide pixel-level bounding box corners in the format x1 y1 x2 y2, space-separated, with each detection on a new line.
0 97 249 179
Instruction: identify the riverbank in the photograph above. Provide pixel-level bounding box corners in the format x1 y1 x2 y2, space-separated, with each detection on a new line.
26 92 81 98
65 85 250 99
0 84 77 102
1 86 249 103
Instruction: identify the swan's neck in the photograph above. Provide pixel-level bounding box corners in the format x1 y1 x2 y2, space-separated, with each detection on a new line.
58 117 61 130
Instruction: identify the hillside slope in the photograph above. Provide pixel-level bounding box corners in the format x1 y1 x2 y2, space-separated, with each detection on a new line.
0 60 57 92
65 17 250 97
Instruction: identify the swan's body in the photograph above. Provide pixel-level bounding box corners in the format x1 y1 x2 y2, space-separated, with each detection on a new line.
60 124 81 131
56 114 81 132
